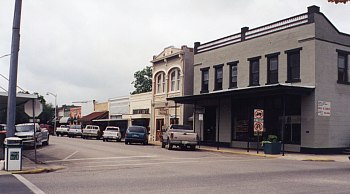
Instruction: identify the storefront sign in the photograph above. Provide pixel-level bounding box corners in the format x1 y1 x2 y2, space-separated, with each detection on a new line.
317 101 331 117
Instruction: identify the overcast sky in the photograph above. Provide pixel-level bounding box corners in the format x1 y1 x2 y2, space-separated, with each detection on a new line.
0 0 349 106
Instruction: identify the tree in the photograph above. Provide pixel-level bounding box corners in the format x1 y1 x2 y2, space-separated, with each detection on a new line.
328 0 349 3
131 66 152 94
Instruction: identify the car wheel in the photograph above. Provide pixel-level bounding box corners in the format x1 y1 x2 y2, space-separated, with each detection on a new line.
125 141 128 145
143 140 148 145
167 139 173 150
190 145 196 151
161 142 166 148
103 138 105 142
56 133 59 136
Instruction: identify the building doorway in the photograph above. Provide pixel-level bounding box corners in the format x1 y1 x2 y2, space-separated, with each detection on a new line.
204 106 216 143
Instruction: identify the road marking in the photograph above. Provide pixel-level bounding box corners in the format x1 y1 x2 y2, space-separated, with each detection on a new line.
63 151 79 160
45 155 158 163
81 158 269 168
13 174 45 194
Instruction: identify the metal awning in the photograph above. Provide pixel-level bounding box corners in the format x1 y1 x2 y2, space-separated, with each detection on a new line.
59 117 71 124
0 92 37 110
167 84 315 104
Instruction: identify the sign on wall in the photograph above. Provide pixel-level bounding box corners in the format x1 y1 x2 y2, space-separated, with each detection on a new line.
317 101 331 117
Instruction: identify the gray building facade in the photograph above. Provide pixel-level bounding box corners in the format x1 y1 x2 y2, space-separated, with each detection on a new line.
169 6 350 153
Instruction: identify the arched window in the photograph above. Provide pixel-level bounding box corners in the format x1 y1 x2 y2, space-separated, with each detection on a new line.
169 68 181 92
156 72 165 94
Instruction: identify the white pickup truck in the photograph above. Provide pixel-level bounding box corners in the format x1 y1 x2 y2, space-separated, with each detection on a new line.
82 125 101 140
102 126 122 142
56 125 70 137
161 124 198 150
15 123 49 147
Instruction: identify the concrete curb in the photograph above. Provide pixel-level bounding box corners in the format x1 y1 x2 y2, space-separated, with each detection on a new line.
199 147 280 159
11 166 65 174
301 158 335 162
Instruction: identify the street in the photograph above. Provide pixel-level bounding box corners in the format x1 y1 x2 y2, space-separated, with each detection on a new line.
7 136 350 193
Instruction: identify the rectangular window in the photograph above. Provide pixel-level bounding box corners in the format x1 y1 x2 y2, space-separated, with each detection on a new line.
248 57 261 86
266 53 279 84
337 50 349 84
285 48 302 83
201 68 209 93
228 61 238 88
214 64 223 90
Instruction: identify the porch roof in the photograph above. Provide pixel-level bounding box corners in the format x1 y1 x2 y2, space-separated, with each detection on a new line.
167 84 315 104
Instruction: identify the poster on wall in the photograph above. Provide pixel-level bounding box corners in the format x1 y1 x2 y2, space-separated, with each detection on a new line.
317 101 331 117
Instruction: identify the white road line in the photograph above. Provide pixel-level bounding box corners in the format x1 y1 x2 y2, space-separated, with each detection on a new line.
82 158 269 168
13 174 45 194
45 155 158 163
63 151 79 161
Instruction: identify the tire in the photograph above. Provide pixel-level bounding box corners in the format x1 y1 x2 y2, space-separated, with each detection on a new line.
161 142 166 148
143 140 148 145
125 141 128 145
103 138 105 142
167 139 173 150
56 133 59 136
117 138 121 142
190 145 196 151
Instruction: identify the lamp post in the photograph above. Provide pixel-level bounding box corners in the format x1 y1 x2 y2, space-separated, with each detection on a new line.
46 92 57 135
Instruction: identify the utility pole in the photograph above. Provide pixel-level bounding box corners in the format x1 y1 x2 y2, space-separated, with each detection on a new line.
6 0 23 137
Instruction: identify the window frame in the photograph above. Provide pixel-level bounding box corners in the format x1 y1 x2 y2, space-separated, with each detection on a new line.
336 49 350 85
214 64 224 91
248 56 261 86
285 47 302 83
155 72 165 94
265 52 280 85
200 67 210 93
228 61 238 88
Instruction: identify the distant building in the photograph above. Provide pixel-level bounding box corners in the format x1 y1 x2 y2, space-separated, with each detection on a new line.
150 46 194 141
169 6 350 153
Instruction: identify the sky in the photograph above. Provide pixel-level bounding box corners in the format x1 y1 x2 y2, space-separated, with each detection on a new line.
0 0 349 106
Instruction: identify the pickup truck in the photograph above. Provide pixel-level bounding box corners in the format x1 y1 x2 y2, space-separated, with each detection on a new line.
15 123 49 147
82 125 102 140
68 125 82 138
56 125 70 137
102 126 122 142
161 124 198 150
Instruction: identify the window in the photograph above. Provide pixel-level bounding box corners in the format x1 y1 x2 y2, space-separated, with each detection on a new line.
248 57 261 86
201 68 209 93
155 72 165 93
266 53 279 84
214 64 223 90
285 48 302 83
337 50 349 84
228 61 238 88
169 68 181 92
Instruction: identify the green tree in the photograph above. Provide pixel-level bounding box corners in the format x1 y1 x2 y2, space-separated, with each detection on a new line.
131 66 152 94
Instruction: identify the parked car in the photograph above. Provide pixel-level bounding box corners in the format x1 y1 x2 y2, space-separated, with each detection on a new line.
82 125 102 139
56 125 70 137
68 125 82 138
102 126 122 142
125 126 149 145
40 124 54 135
161 124 198 150
15 123 49 147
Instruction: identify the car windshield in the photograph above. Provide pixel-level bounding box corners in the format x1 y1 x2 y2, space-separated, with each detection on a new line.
16 125 35 132
128 127 145 133
106 128 119 132
170 125 192 130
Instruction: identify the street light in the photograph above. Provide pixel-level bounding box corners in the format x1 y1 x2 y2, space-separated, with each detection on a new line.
46 92 57 135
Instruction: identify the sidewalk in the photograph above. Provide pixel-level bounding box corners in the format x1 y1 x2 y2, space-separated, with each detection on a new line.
0 156 64 175
1 142 349 175
149 141 350 162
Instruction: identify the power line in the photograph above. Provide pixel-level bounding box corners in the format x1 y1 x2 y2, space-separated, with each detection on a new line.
0 72 26 92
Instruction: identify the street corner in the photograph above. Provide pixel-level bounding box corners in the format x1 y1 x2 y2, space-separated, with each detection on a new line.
11 166 65 174
198 147 280 159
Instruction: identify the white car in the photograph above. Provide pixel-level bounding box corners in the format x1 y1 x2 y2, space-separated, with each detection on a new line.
102 126 122 142
15 123 49 147
68 125 82 138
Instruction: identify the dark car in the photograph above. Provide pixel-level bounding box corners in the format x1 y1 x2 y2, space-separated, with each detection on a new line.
125 126 149 145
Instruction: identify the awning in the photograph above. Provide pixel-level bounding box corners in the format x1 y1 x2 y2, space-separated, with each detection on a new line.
79 111 109 123
167 84 315 104
59 117 71 124
0 92 38 110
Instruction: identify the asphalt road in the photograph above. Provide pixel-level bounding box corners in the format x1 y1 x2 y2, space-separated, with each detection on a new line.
19 136 350 194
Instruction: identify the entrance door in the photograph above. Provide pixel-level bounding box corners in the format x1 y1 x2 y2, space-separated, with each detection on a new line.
155 119 164 141
204 106 216 143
